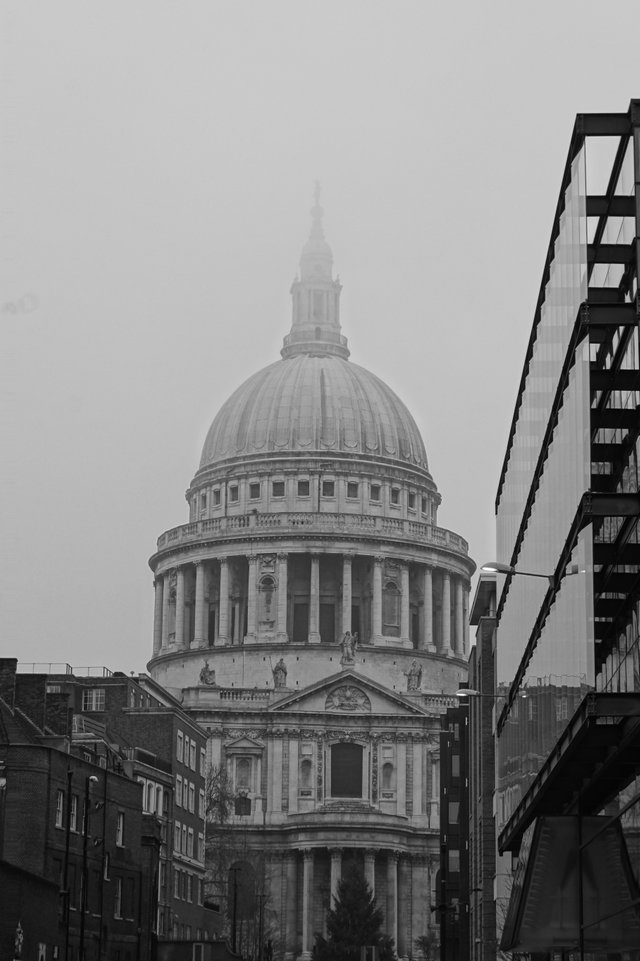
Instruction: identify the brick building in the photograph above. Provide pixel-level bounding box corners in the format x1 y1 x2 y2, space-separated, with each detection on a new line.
0 658 157 961
0 658 218 961
44 668 213 943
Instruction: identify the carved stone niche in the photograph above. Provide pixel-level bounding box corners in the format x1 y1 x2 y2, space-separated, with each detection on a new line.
325 686 371 713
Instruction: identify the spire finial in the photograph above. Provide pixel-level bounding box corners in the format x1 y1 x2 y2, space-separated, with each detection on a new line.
310 181 324 240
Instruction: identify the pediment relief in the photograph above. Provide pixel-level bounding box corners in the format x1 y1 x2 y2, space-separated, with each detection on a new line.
325 685 371 712
269 669 428 716
224 735 265 751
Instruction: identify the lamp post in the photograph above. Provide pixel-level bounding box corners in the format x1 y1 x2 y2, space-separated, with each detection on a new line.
79 775 99 961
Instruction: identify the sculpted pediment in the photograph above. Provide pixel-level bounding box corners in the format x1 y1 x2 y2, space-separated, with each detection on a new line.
223 735 265 751
269 669 429 716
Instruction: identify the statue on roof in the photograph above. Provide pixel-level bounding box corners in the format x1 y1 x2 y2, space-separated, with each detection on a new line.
199 660 217 686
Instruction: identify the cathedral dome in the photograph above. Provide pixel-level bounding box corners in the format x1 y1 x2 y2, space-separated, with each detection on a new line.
198 353 430 472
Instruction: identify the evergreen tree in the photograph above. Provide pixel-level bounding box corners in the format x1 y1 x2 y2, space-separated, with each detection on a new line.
313 863 396 961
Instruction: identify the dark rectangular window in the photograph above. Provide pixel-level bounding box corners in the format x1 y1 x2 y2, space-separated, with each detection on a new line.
272 481 285 497
229 486 239 503
213 489 221 506
421 496 428 514
322 480 335 497
347 482 358 498
249 482 260 499
390 488 400 505
297 479 310 497
408 492 416 510
331 743 363 798
370 484 380 502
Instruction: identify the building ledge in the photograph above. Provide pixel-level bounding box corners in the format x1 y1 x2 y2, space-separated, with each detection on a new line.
499 692 640 854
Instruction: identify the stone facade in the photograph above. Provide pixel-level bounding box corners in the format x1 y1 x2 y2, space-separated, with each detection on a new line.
148 194 474 960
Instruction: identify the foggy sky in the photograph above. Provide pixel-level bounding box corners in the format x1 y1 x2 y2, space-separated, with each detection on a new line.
3 1 639 674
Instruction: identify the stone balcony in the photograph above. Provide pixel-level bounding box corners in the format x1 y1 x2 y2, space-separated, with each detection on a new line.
156 511 469 555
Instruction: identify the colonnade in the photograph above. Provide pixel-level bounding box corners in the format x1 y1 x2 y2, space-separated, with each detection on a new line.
277 846 434 961
152 551 469 659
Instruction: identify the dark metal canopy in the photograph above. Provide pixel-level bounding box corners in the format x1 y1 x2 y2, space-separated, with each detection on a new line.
498 692 640 854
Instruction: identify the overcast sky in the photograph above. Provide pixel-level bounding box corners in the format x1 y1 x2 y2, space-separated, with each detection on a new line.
2 1 639 675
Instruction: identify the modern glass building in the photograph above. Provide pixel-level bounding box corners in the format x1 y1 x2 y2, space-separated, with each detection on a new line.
494 101 640 956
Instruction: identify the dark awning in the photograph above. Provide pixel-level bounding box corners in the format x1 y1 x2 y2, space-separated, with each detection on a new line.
499 692 640 854
501 816 640 953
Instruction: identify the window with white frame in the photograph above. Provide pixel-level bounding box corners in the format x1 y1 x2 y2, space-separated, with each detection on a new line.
177 731 184 762
70 794 79 832
176 775 183 808
82 688 105 712
116 811 125 847
199 789 205 818
198 832 205 862
55 789 64 828
188 783 195 813
187 828 194 858
182 823 187 853
174 821 181 852
190 740 197 770
200 747 206 775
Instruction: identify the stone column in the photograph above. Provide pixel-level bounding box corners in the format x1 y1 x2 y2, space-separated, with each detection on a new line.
364 849 376 898
372 556 383 639
441 572 452 656
218 558 230 644
463 585 470 656
175 566 186 649
400 562 410 641
285 852 298 961
386 851 399 949
455 578 464 656
153 578 163 655
398 856 411 959
246 556 258 641
161 572 171 649
233 600 241 644
412 740 422 815
411 855 430 953
423 567 435 652
277 552 289 642
341 554 353 637
192 561 206 648
308 555 320 643
329 848 342 907
301 849 314 958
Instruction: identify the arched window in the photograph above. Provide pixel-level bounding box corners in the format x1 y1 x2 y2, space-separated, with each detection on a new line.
382 762 394 792
383 581 400 636
330 743 363 798
236 757 251 791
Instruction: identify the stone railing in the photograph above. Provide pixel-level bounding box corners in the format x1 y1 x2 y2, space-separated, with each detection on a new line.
157 512 469 555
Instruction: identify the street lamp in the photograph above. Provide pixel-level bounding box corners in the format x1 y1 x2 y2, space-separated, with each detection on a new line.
454 688 502 699
481 561 582 585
